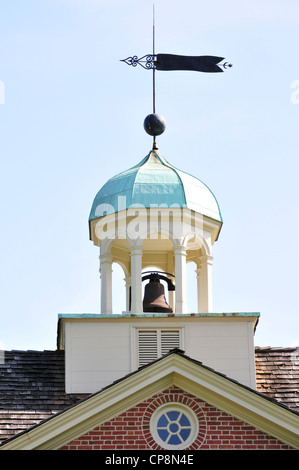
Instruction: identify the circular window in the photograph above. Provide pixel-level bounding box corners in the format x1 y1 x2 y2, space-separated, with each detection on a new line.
150 403 198 450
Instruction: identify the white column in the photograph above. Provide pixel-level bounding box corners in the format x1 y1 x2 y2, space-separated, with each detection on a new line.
198 255 213 312
130 247 143 313
100 254 113 314
195 266 201 313
174 245 187 313
167 252 175 310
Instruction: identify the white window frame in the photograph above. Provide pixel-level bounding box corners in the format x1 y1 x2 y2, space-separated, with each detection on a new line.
130 327 184 370
150 403 199 450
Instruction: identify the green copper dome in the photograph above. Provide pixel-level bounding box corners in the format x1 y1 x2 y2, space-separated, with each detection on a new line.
89 150 222 223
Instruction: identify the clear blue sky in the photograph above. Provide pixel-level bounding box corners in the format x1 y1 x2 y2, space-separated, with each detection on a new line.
0 0 298 351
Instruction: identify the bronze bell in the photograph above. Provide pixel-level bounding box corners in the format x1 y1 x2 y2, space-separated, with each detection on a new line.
142 272 174 313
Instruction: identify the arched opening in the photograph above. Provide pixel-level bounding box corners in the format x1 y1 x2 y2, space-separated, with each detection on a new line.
186 261 198 313
112 262 126 314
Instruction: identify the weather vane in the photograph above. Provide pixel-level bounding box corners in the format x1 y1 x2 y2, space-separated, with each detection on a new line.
121 6 232 149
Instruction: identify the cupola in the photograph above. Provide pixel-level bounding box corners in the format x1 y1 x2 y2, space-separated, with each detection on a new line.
89 144 222 315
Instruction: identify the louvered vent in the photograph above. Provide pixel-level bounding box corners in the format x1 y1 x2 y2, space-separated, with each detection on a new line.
138 330 158 367
137 329 181 367
161 330 181 356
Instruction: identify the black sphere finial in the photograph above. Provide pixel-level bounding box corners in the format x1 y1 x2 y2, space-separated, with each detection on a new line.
144 113 166 137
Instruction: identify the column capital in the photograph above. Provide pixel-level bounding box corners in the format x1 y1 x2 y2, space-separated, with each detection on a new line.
130 248 143 258
130 244 143 254
100 253 113 264
173 244 187 256
199 254 213 266
124 276 131 286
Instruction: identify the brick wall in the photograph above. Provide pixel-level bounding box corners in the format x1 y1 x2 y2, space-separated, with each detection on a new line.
60 387 294 450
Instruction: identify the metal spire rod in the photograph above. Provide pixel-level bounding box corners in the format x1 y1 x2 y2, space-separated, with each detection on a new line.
152 5 157 149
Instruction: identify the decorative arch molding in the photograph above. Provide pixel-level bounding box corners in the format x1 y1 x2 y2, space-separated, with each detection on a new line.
182 232 211 257
142 388 207 450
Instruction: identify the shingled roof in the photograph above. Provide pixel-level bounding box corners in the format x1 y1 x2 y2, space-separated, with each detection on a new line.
0 347 298 445
0 350 86 444
255 347 299 413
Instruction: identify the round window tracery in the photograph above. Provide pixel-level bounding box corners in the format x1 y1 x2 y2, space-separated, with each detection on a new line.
150 403 198 450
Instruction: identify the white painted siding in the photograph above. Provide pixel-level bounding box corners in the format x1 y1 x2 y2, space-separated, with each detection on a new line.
64 321 131 393
62 317 257 394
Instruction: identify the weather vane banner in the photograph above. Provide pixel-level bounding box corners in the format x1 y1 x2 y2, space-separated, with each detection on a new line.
120 6 232 150
121 53 232 73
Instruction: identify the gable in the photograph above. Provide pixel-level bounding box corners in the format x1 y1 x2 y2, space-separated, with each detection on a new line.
1 351 298 450
60 386 295 450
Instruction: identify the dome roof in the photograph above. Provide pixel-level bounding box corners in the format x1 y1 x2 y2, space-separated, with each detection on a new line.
89 150 222 223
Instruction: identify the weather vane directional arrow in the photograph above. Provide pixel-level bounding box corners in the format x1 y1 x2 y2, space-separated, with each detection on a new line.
121 6 232 149
121 53 232 73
